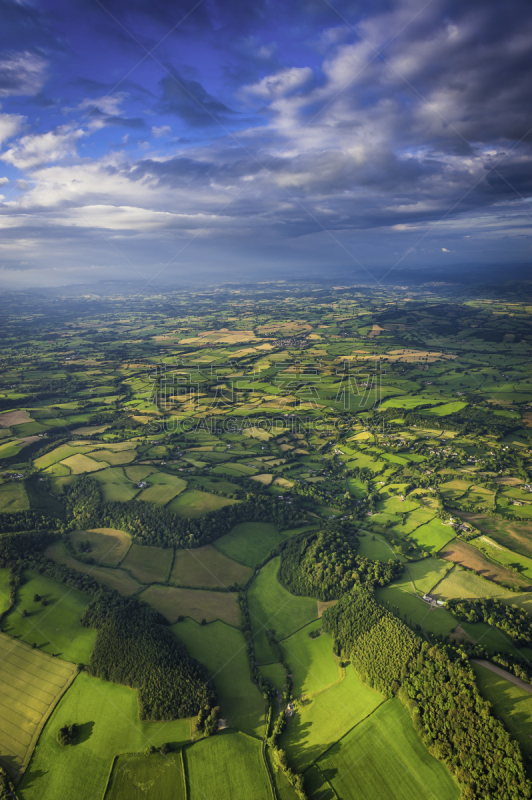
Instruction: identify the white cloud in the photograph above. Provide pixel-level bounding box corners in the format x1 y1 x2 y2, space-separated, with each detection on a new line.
0 177 8 185
0 112 25 146
0 125 85 169
442 247 450 252
0 52 48 97
241 67 313 100
152 125 171 138
75 93 127 116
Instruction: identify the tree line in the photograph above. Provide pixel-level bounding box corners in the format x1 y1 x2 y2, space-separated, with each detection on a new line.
446 597 532 646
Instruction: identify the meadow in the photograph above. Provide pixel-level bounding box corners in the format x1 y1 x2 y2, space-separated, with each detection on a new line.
121 543 173 583
70 528 131 567
184 730 271 800
317 699 460 800
170 545 252 588
140 585 241 626
4 572 97 664
0 633 76 779
45 542 142 596
281 620 340 698
172 618 266 737
472 663 532 757
167 489 238 517
214 522 287 567
0 481 29 512
18 672 192 800
247 557 318 664
105 752 186 800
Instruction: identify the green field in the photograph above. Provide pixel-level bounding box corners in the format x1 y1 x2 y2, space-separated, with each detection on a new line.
214 522 286 567
140 585 241 626
356 535 397 563
431 564 516 601
167 489 238 517
317 698 460 800
405 557 453 594
61 454 106 474
70 528 131 567
0 632 77 779
407 519 456 554
247 558 318 664
172 619 266 737
170 545 252 588
282 668 384 770
281 620 340 698
0 480 29 512
471 536 532 582
0 566 11 613
45 542 142 596
423 401 467 416
184 730 271 800
90 447 137 465
136 472 187 505
121 543 172 583
4 572 97 664
105 751 186 800
472 663 532 757
18 672 192 800
92 468 140 502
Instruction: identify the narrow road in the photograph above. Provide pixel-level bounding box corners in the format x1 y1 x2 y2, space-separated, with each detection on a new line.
472 659 532 694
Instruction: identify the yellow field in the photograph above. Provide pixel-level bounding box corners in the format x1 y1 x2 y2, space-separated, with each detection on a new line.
70 529 131 567
0 632 76 779
89 449 137 465
139 585 241 626
60 454 106 474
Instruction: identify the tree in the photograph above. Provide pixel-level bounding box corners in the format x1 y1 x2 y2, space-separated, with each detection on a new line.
57 723 77 747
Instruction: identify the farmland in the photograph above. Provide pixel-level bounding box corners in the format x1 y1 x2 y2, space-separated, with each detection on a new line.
1 281 532 799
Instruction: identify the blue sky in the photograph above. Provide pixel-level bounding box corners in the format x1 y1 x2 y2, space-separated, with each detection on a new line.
0 0 531 287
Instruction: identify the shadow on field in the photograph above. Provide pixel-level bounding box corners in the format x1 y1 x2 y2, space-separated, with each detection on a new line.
76 721 95 744
18 766 47 789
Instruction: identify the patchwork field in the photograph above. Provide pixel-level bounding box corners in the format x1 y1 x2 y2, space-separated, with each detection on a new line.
45 542 142 596
4 572 97 664
105 751 186 800
247 557 318 664
214 522 286 567
170 545 252 588
140 585 241 626
172 619 266 737
184 730 271 800
135 473 187 505
18 672 192 800
440 538 532 590
0 633 77 779
282 668 384 770
317 698 460 800
92 468 140 502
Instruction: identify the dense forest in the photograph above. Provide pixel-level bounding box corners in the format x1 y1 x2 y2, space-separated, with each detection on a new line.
324 587 531 800
81 591 215 719
446 597 532 646
64 477 303 548
278 524 403 600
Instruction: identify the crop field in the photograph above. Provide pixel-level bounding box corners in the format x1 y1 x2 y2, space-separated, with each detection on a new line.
18 672 192 800
4 572 97 664
140 585 241 626
136 473 187 505
213 522 286 567
0 633 77 779
105 751 186 800
172 619 266 737
185 730 271 800
167 489 238 517
317 698 460 800
121 543 172 583
61 454 106 474
70 528 131 567
282 668 384 771
247 558 318 664
90 448 137 465
170 545 252 588
440 539 531 590
472 663 532 756
281 621 340 698
0 480 29 512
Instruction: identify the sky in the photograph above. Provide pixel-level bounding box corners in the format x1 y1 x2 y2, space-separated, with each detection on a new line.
0 0 531 288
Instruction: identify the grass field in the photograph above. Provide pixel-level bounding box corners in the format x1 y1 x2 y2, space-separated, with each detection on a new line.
356 535 396 562
18 672 192 800
247 557 318 664
281 620 340 698
431 564 516 601
70 528 131 567
0 632 76 779
140 585 241 626
471 536 532 582
4 572 97 664
170 545 252 588
214 522 286 567
105 751 186 800
260 662 287 692
90 448 137 465
405 557 453 594
184 730 271 800
172 619 266 737
317 698 460 800
407 518 456 554
0 566 11 613
167 489 238 517
121 544 173 583
282 668 384 770
458 513 532 560
136 473 187 505
0 481 29 512
61 454 107 474
472 663 532 757
92 468 140 502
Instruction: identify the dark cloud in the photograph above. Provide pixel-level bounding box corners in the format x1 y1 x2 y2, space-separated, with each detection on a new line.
158 69 235 126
